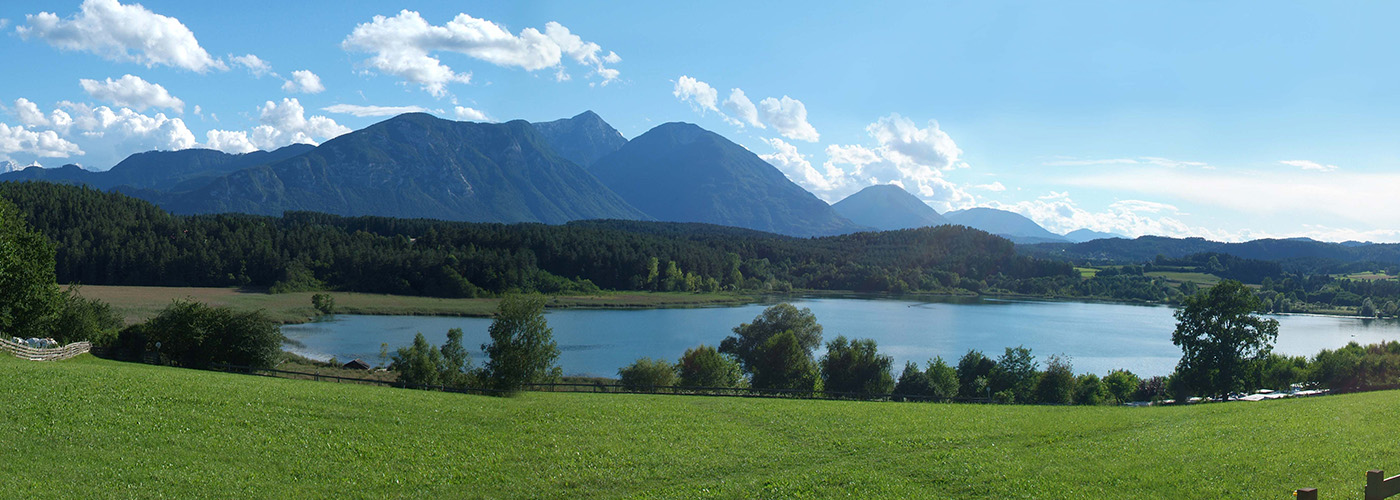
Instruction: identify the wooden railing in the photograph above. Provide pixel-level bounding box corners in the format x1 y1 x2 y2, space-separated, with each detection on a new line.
0 338 91 361
1295 468 1400 499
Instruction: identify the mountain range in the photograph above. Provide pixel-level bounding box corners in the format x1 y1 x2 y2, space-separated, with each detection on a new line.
1 110 1122 241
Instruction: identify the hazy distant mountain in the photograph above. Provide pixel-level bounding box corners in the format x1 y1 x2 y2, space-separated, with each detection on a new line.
163 113 650 224
832 184 950 231
589 122 867 237
531 110 628 168
1021 235 1400 266
0 161 20 174
1064 228 1125 243
944 207 1067 243
0 164 99 185
0 145 314 193
102 144 315 192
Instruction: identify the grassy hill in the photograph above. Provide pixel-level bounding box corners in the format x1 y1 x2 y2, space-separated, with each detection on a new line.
3 355 1392 498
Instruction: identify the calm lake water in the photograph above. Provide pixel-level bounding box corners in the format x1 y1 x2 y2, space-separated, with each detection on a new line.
281 297 1400 377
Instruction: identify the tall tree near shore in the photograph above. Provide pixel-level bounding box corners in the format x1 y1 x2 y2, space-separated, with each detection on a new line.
1172 280 1279 399
482 294 561 394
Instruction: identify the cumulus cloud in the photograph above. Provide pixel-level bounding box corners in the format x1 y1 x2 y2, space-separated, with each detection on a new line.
815 113 966 207
245 98 351 150
323 104 432 117
1281 159 1338 172
760 138 844 193
79 74 184 112
673 76 719 114
281 70 325 94
341 10 620 97
975 181 1006 192
722 88 763 129
453 106 490 121
0 123 84 160
984 192 1206 240
231 54 273 77
759 96 819 142
18 0 226 73
13 98 73 132
203 129 257 154
29 100 199 167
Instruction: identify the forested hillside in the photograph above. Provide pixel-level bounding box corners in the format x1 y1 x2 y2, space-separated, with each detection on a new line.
0 182 1074 297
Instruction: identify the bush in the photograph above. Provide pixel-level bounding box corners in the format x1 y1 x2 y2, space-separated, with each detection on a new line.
956 350 996 398
1074 373 1104 405
390 331 476 388
619 357 678 391
722 304 822 392
137 300 281 369
676 345 745 388
1102 369 1141 404
1033 354 1075 404
751 330 819 392
893 361 932 400
311 293 336 314
820 336 894 397
50 285 123 345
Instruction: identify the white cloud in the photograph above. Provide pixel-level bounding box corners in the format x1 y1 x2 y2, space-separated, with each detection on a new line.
1043 156 1208 168
975 181 1006 192
866 114 960 174
341 10 619 97
323 104 432 117
453 106 490 121
18 0 226 73
760 138 844 193
758 96 818 142
203 129 257 154
231 54 273 77
247 98 351 150
1281 159 1338 172
281 70 325 94
1068 167 1400 229
60 101 196 154
0 123 84 160
673 76 719 114
79 74 184 112
722 88 763 128
984 192 1212 240
13 98 72 132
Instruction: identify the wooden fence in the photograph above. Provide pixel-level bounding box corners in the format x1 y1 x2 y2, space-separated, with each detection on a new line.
1295 468 1400 499
207 362 995 403
0 338 91 361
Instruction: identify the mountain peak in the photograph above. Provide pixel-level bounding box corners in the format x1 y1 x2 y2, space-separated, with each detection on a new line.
531 111 628 168
945 207 1068 244
832 184 950 231
588 121 868 237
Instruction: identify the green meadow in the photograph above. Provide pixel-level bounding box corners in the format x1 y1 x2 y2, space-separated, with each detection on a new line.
1 354 1391 499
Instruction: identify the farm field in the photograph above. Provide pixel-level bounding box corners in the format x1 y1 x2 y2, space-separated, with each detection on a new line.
0 354 1392 499
75 285 752 325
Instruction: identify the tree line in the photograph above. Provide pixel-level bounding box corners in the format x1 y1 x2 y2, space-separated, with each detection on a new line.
0 181 1076 297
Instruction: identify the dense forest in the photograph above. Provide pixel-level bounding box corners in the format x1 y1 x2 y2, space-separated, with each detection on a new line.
0 182 1077 297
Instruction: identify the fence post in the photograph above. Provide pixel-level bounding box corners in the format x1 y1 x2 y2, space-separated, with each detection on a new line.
1366 469 1400 500
1295 487 1316 500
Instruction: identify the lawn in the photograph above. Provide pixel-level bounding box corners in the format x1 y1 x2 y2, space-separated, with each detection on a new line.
1 355 1391 498
75 285 752 325
1146 271 1223 287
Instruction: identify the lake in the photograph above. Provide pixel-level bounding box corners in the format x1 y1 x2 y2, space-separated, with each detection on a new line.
281 297 1400 377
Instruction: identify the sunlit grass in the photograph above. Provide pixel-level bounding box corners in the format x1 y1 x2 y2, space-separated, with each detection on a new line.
77 285 752 325
0 354 1389 498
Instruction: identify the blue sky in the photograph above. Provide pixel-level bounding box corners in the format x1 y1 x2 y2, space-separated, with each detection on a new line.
2 1 1399 242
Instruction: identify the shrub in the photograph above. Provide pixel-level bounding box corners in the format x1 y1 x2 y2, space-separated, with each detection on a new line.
1102 369 1141 404
311 293 336 315
676 345 745 388
139 300 281 369
50 285 124 345
820 336 894 397
619 357 678 391
1033 354 1075 404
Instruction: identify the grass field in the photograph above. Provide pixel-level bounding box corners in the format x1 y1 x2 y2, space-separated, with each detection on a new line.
1338 271 1396 282
1146 271 1223 287
76 285 753 325
2 355 1393 498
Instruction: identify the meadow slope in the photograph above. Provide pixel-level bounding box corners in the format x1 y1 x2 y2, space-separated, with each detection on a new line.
1 355 1390 499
